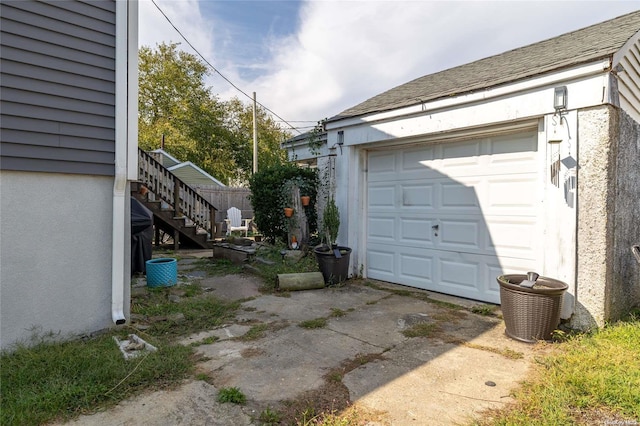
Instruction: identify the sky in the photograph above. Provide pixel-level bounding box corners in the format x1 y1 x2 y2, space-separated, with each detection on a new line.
138 1 640 135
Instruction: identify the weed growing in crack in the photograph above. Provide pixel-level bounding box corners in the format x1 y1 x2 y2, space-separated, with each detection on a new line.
402 323 438 338
217 387 246 404
258 406 281 425
239 324 269 340
330 308 347 317
299 318 327 329
471 305 498 316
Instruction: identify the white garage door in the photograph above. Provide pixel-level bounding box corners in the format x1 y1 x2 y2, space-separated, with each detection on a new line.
366 132 540 303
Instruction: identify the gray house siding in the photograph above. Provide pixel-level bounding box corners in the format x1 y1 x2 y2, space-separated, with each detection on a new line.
0 0 116 176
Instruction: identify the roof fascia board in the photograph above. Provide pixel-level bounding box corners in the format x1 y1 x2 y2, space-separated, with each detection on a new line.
326 59 612 131
336 75 609 146
150 148 181 164
167 161 226 187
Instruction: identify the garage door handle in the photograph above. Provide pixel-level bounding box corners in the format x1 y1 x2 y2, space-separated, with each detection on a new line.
432 224 439 230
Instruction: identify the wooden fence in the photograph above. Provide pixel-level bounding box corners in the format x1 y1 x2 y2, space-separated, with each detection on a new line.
192 185 253 224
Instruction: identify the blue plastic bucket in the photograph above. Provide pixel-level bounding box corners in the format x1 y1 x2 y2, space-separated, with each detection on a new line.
146 258 178 287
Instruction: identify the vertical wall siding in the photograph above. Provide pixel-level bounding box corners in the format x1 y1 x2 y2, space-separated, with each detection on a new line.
0 0 116 175
616 38 640 124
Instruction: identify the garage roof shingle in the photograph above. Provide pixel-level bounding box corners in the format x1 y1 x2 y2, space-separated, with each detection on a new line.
331 10 640 121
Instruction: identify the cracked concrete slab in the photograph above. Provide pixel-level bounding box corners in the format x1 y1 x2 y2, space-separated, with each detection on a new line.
60 257 543 426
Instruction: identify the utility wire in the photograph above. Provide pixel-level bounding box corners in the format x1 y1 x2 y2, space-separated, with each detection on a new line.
149 0 307 135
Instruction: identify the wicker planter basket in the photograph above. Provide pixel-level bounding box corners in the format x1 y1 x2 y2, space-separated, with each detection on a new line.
497 274 568 343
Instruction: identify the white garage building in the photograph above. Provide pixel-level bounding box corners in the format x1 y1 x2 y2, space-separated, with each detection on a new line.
287 11 640 329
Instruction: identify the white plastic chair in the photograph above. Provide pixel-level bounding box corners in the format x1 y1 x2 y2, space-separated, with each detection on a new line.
225 207 251 236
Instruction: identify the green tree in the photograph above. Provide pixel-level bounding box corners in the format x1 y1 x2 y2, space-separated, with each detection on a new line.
224 98 289 185
138 42 290 186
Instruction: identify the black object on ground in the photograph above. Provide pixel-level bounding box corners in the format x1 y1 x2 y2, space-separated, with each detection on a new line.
131 197 153 275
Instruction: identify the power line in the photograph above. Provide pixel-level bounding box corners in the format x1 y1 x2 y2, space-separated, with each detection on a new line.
149 0 306 135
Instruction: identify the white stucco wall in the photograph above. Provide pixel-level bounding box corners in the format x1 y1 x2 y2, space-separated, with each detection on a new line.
0 171 130 350
574 105 640 329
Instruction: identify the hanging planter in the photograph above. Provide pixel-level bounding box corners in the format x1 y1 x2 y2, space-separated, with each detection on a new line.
284 207 294 218
300 196 310 206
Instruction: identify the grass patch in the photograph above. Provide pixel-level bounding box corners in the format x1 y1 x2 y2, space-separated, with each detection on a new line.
189 336 218 347
277 352 387 425
193 258 244 276
470 304 498 316
330 308 347 318
361 280 464 310
402 322 438 338
299 318 328 329
1 334 194 425
217 387 246 404
240 323 269 341
258 406 281 425
132 288 239 339
475 317 640 425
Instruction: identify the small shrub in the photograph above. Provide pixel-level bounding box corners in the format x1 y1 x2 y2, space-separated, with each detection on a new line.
217 387 246 404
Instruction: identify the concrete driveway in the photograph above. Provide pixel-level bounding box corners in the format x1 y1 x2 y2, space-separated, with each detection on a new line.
64 251 544 426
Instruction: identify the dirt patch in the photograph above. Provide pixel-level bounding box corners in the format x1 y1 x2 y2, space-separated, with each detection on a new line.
276 353 387 425
240 347 265 358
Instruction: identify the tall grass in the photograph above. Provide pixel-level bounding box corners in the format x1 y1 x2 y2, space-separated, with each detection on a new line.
478 316 640 425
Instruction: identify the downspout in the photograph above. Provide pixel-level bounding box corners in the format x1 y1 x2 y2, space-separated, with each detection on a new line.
111 167 127 325
112 0 131 325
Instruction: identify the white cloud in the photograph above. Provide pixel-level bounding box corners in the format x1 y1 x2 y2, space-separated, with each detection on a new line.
138 1 640 133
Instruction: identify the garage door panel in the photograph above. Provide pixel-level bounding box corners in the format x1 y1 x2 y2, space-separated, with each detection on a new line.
441 140 481 165
369 152 396 171
401 146 435 170
485 218 537 258
487 176 538 214
368 216 396 241
439 219 481 250
369 185 396 208
399 252 434 282
440 181 481 211
439 256 480 289
489 133 537 158
367 248 396 279
400 217 433 247
401 184 434 208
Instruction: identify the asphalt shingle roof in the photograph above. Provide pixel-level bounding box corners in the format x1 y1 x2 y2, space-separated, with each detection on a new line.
331 10 640 122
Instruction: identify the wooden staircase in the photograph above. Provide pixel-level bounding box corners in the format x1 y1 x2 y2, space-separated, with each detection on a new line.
133 148 218 250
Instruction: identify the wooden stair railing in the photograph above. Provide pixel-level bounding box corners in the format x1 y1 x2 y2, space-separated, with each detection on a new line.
138 148 217 239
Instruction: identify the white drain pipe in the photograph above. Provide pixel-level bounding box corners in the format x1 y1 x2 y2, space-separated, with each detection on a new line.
111 0 135 325
111 169 127 325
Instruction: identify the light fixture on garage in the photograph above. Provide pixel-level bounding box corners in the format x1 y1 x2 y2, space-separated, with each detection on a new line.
554 86 567 111
330 131 345 155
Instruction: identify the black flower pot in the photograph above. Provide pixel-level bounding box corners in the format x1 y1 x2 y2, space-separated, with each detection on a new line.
313 246 352 285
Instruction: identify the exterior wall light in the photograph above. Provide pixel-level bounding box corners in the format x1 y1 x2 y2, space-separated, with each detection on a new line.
554 86 567 110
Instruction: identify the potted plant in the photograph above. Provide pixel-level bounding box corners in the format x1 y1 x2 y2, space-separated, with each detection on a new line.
313 197 351 285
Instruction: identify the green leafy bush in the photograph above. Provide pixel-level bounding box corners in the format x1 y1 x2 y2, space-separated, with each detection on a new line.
249 163 318 243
